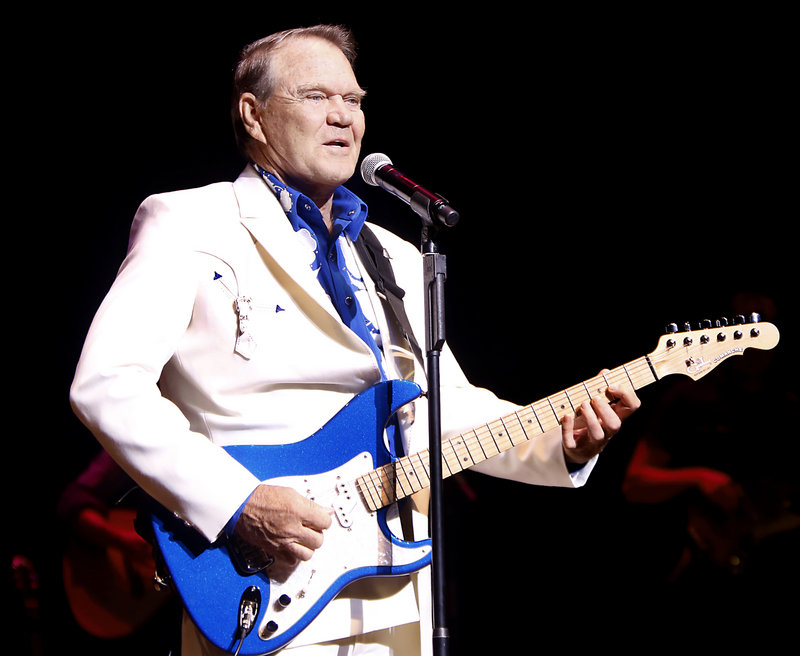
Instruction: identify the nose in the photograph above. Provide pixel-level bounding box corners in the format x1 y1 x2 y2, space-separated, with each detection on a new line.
327 95 354 127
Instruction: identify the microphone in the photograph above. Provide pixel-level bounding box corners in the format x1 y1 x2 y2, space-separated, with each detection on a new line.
360 153 459 228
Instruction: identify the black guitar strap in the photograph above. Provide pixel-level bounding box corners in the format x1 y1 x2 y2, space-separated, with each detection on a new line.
354 224 425 371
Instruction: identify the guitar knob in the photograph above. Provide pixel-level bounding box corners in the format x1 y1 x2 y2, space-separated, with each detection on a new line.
278 594 292 608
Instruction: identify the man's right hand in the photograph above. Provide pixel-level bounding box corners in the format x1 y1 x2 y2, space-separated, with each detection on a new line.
233 484 332 573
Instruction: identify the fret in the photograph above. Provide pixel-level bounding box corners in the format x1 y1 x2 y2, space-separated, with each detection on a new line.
442 438 464 475
377 465 399 502
463 429 488 464
356 475 381 512
408 451 430 489
632 357 658 387
620 363 635 388
453 435 475 468
486 419 514 451
520 404 544 434
497 416 517 447
364 467 393 508
473 426 501 459
503 416 525 447
566 383 589 407
509 410 533 443
547 392 572 423
478 423 502 455
564 390 577 413
532 399 559 432
589 375 607 396
600 370 611 389
393 459 416 497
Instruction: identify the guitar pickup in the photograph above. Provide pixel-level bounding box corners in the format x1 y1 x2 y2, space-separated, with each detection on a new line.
333 479 356 528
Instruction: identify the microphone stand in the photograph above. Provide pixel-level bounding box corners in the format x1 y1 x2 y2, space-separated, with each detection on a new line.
365 158 459 654
419 202 458 656
423 230 450 656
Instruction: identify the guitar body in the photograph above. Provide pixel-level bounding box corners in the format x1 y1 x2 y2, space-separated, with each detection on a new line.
150 379 431 655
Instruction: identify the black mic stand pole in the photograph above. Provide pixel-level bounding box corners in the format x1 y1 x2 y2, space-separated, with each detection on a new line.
418 199 458 656
424 232 448 656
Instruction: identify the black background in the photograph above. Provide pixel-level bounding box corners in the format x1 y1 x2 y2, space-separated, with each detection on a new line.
7 6 797 654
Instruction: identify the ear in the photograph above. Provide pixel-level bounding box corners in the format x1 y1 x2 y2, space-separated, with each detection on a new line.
239 93 267 145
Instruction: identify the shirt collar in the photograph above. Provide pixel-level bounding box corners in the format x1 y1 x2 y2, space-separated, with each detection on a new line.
252 163 368 243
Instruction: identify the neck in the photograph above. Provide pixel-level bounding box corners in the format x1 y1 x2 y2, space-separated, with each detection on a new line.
314 196 335 234
251 161 337 234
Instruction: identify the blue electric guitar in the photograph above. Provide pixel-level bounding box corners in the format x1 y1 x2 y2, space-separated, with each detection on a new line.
150 316 779 654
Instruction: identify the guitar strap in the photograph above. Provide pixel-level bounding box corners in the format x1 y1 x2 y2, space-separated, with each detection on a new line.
354 224 425 371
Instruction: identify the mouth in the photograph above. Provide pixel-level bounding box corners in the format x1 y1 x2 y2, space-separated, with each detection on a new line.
324 138 350 149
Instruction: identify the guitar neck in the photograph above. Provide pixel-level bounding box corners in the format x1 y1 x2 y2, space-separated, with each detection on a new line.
356 355 658 511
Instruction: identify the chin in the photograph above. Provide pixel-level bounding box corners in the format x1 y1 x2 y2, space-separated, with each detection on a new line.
325 164 358 185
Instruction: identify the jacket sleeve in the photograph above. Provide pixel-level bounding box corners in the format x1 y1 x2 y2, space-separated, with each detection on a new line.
368 223 596 489
436 347 597 488
70 194 260 541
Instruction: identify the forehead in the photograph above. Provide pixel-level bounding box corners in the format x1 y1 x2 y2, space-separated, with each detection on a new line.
272 36 360 90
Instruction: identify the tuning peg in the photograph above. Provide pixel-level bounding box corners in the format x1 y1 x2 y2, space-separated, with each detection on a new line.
665 323 679 334
734 315 745 325
701 319 712 329
748 312 761 323
716 317 729 327
683 322 692 332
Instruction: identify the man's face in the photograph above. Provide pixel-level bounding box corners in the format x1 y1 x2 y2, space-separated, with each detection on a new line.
248 36 366 202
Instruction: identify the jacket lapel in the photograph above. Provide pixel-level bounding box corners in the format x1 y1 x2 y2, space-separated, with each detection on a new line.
231 166 372 357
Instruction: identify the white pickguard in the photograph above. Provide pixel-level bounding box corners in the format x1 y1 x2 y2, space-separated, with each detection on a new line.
255 452 430 642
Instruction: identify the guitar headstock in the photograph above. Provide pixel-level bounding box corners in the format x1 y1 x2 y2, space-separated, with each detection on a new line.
648 313 780 381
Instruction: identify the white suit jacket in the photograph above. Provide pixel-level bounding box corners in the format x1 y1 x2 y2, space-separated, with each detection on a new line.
70 166 594 652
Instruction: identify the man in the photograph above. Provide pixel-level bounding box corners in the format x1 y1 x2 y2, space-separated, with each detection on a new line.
70 25 640 655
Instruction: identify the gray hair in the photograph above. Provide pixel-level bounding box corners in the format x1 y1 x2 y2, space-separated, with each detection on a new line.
231 25 359 155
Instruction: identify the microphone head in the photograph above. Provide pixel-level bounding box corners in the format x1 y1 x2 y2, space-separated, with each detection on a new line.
360 153 392 186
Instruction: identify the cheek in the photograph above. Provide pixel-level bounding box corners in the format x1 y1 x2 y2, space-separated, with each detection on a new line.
265 106 318 143
353 113 366 142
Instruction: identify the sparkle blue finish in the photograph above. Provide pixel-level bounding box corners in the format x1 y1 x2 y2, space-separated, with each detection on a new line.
150 379 430 655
